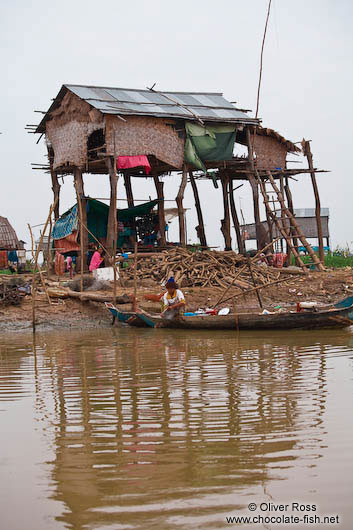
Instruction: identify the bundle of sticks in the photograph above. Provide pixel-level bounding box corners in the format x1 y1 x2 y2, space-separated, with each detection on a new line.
121 248 281 289
0 283 23 306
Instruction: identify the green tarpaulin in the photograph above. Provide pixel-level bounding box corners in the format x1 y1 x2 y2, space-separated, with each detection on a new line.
54 198 158 243
184 122 237 173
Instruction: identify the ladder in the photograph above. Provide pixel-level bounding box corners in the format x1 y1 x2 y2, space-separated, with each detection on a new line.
256 171 325 272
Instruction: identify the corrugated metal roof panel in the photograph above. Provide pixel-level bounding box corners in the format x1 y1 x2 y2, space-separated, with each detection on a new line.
65 84 258 124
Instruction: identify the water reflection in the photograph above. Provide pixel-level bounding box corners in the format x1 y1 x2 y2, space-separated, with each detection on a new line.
0 328 352 529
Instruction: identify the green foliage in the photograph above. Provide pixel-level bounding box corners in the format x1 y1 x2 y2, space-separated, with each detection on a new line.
291 246 353 268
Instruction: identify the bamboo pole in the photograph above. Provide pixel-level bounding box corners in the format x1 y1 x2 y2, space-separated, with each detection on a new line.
28 224 51 306
74 178 84 294
246 127 262 250
132 242 138 311
153 175 167 247
229 179 245 254
301 139 325 264
176 165 188 247
220 174 232 250
31 203 55 333
189 170 207 247
221 276 290 305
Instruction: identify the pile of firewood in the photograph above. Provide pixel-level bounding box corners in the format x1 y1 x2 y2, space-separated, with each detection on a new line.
0 283 23 306
122 248 281 289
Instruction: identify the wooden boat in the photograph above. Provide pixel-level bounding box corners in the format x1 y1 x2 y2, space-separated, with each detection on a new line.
105 297 353 331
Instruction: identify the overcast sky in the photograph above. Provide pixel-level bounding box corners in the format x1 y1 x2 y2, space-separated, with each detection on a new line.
1 0 352 250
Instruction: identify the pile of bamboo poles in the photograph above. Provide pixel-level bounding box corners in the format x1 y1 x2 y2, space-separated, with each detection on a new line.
121 248 281 289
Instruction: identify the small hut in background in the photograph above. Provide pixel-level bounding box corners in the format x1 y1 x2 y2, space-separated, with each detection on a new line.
241 208 330 252
30 83 326 271
0 216 19 250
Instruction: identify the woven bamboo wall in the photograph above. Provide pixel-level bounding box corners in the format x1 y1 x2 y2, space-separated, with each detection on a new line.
47 119 103 169
253 135 288 169
46 91 105 169
105 115 184 169
46 91 185 170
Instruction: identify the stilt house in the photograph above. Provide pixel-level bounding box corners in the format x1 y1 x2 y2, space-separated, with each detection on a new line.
32 84 326 271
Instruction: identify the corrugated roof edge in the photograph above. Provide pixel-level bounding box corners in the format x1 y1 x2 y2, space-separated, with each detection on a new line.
35 84 259 134
64 83 225 96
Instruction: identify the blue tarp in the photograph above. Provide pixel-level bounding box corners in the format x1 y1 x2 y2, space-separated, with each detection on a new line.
52 205 78 240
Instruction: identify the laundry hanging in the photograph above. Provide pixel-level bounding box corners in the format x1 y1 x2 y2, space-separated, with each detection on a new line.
116 155 151 175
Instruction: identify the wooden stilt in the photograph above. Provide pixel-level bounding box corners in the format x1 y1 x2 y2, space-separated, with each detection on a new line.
176 165 188 247
246 127 262 249
280 174 291 265
220 174 232 251
106 158 119 301
123 174 134 208
50 170 60 221
132 242 138 311
284 177 299 265
189 170 207 247
47 146 60 221
229 179 245 254
153 175 167 247
73 167 88 287
106 157 118 261
302 139 325 264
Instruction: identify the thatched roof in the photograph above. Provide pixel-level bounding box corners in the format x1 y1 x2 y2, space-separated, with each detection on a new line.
0 216 20 250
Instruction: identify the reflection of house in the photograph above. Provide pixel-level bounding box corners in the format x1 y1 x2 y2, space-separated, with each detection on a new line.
241 208 330 248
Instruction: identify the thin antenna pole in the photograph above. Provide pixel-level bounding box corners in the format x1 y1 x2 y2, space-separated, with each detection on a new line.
255 0 272 119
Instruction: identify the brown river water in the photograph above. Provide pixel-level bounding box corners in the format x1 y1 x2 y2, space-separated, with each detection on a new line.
0 326 353 530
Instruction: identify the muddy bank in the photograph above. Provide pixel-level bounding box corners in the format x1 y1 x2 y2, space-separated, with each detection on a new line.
1 268 353 332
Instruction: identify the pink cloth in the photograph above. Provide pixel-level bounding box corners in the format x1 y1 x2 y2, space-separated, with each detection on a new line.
66 256 72 271
89 251 103 272
116 155 151 175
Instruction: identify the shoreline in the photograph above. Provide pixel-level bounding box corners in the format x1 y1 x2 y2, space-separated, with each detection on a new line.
1 268 353 333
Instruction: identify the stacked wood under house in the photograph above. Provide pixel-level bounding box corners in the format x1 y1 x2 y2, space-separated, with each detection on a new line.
30 84 326 273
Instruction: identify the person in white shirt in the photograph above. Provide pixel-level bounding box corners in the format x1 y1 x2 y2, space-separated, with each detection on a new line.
162 277 186 319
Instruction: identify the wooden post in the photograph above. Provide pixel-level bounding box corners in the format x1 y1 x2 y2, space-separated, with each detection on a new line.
280 174 291 265
220 174 232 251
229 179 245 254
246 127 262 250
31 203 55 333
47 146 60 221
189 170 207 247
73 167 88 286
132 242 138 311
153 175 167 247
123 174 134 208
176 165 188 247
284 177 299 265
302 139 325 264
106 157 118 262
51 172 60 221
106 157 119 301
